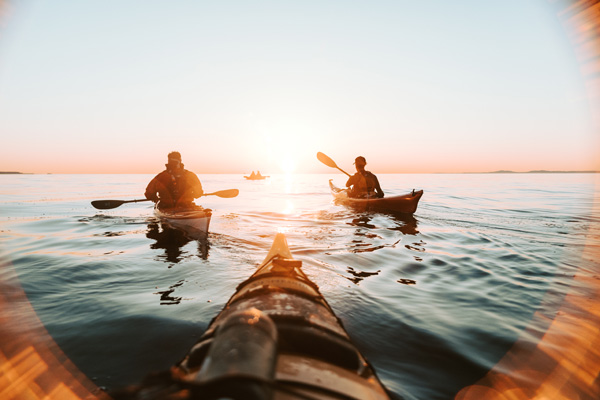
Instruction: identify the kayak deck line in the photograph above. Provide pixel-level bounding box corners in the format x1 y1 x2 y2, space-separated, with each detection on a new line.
112 233 391 399
329 179 424 214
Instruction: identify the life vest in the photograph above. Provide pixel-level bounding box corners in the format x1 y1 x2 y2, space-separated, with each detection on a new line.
348 171 379 198
145 169 203 209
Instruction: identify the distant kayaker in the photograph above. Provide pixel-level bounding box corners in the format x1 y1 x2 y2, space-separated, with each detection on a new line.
249 171 256 178
145 151 204 209
346 156 384 198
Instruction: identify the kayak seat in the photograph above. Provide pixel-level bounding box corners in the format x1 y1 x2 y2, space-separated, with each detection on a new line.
186 318 362 374
274 318 361 371
181 310 278 400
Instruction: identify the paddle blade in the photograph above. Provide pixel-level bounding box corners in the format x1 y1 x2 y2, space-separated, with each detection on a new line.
91 200 125 209
211 189 239 198
317 152 338 169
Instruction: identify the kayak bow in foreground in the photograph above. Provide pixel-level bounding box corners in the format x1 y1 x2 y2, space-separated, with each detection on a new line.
329 180 423 214
114 233 391 400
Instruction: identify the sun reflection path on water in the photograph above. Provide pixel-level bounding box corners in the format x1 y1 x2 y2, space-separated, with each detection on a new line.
281 173 297 215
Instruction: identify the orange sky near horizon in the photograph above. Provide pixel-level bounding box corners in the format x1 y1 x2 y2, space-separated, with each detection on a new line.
0 1 598 175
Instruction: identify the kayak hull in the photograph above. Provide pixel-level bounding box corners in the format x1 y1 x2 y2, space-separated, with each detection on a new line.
244 176 269 180
154 206 212 239
330 179 423 214
175 233 390 399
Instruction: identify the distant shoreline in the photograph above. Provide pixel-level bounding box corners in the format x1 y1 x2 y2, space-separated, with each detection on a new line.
1 171 598 175
464 170 599 174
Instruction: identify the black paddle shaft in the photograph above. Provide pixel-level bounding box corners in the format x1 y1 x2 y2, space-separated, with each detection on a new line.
91 199 152 210
91 189 239 210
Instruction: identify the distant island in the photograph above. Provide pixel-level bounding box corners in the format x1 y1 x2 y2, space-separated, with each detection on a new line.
0 171 24 174
487 170 598 174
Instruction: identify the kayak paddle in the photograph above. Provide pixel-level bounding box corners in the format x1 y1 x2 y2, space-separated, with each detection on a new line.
204 189 239 198
316 152 351 177
91 189 239 210
91 199 153 210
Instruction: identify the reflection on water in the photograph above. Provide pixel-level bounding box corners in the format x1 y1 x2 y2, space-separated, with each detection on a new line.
348 212 419 235
282 199 295 215
146 221 209 263
153 280 185 305
345 212 419 254
350 214 378 229
1 172 599 399
397 278 416 285
346 265 381 284
405 240 426 253
389 213 419 235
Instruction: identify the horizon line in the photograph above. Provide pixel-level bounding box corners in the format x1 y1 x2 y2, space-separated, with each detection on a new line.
2 170 599 175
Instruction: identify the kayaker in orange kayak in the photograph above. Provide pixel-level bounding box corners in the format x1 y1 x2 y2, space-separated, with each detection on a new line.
346 156 384 198
145 151 204 209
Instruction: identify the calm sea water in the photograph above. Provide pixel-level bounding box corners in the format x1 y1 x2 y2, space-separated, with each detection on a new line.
1 173 599 399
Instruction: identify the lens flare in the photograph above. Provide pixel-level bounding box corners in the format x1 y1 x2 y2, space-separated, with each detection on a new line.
280 158 296 174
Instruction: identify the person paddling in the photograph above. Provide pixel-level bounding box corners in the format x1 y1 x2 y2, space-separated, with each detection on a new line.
145 152 204 209
346 156 384 198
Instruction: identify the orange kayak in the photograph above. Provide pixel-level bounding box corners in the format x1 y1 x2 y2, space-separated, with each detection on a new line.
329 179 424 214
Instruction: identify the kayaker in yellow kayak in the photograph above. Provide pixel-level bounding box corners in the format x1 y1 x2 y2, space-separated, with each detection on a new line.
346 156 384 198
145 151 204 209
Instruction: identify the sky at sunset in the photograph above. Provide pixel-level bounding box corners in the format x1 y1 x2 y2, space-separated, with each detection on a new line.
0 1 597 174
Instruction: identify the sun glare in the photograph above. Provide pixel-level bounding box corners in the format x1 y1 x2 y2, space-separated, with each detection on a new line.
282 199 295 215
280 158 297 174
253 118 326 175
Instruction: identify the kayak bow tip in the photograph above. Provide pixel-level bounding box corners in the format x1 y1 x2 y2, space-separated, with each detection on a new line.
261 232 293 265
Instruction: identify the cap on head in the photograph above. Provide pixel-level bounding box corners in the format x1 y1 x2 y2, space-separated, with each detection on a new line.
167 151 182 162
354 156 367 166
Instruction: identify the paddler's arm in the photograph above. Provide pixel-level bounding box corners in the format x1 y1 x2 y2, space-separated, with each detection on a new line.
144 176 159 202
373 174 384 198
346 174 357 188
189 171 204 198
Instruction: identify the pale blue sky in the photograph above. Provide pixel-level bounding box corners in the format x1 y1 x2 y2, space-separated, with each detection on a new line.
0 1 596 173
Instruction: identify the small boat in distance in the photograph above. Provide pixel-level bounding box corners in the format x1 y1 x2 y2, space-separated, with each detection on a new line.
244 171 269 180
329 179 423 214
